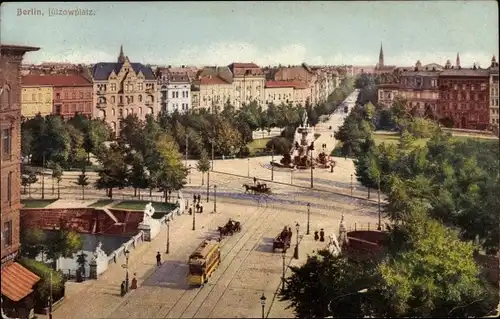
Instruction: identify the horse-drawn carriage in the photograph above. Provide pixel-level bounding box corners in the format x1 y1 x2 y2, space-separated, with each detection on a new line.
243 183 271 194
272 226 292 252
218 219 242 238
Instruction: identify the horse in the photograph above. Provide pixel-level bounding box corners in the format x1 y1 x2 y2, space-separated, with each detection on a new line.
233 221 241 232
243 184 252 193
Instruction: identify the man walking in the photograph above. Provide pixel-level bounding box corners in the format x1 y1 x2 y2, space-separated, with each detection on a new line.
197 194 201 203
156 252 161 266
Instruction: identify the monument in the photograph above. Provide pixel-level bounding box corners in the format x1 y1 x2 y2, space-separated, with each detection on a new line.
89 241 109 279
175 190 185 216
137 202 161 241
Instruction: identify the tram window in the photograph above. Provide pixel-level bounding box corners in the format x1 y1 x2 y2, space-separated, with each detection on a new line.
190 265 204 275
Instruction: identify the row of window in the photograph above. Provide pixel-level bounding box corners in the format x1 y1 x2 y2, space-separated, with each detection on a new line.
170 91 189 98
108 106 154 118
444 81 488 91
491 98 499 107
54 102 92 114
441 92 487 102
98 94 154 105
441 103 486 111
267 93 293 100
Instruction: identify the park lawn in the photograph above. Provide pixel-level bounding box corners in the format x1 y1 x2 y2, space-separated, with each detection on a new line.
246 138 271 155
21 199 56 208
112 200 176 212
88 199 114 208
372 133 429 147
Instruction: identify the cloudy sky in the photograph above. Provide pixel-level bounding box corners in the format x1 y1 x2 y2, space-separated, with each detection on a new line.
1 1 498 67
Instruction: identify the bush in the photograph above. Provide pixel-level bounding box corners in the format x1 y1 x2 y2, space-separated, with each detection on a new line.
18 257 65 310
280 126 296 140
238 146 250 157
266 137 292 155
403 117 439 138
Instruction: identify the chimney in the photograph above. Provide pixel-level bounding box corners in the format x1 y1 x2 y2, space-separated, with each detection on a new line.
182 65 185 68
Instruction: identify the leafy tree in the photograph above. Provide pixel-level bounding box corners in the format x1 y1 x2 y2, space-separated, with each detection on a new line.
95 142 129 199
20 227 47 259
21 124 33 161
50 162 63 199
280 249 378 318
44 219 83 268
266 137 293 156
66 124 87 168
75 166 89 199
214 120 242 156
128 152 149 197
196 149 211 185
83 119 112 159
119 113 145 151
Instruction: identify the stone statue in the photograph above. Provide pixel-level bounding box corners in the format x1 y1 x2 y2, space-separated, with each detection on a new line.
143 202 155 222
93 241 106 261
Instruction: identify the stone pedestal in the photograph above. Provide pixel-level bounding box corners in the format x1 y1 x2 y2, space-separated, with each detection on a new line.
89 260 97 279
138 219 160 241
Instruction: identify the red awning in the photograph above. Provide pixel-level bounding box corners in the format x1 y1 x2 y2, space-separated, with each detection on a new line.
1 262 41 302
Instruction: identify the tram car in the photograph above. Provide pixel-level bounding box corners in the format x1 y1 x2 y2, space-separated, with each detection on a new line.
187 239 221 286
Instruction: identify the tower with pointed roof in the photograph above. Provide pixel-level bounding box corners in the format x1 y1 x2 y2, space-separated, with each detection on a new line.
378 43 384 67
456 53 461 69
118 45 125 63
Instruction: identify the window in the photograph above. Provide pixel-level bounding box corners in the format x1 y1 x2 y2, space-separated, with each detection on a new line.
32 93 36 101
111 96 116 103
138 95 142 102
138 83 143 91
72 92 76 99
7 171 12 204
3 221 12 247
126 84 129 92
55 105 61 114
56 93 60 100
2 128 11 157
79 92 84 99
111 84 116 91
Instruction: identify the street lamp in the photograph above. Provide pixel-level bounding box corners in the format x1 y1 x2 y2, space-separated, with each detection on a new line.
41 154 46 199
192 202 196 231
247 158 250 177
350 174 353 196
377 179 382 230
260 293 267 319
124 249 130 292
213 185 217 213
281 250 287 292
166 219 170 254
310 149 314 189
211 140 215 171
290 167 294 185
306 203 310 235
293 222 300 259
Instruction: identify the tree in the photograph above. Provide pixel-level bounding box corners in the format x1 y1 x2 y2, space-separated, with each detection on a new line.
266 137 293 156
75 166 89 199
128 153 149 197
196 149 211 185
20 227 47 259
66 124 87 168
214 120 242 156
95 142 129 199
83 119 112 160
50 162 63 199
279 249 378 318
76 252 87 282
44 219 83 269
21 124 33 161
119 113 145 151
22 171 38 197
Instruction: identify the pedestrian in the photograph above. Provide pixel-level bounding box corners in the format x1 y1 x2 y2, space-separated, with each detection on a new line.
130 273 137 289
193 194 197 203
196 203 200 213
314 230 319 241
319 229 325 242
120 281 126 297
197 194 201 203
156 252 161 266
253 177 257 184
188 207 192 215
200 203 203 213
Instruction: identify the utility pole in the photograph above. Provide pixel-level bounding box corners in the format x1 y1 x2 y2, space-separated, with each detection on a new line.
48 270 53 319
211 140 214 171
271 145 274 181
41 154 45 199
310 150 314 189
185 133 188 168
206 171 210 202
306 203 310 235
377 179 382 230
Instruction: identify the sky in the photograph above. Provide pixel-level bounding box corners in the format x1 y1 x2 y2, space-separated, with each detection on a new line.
1 1 498 67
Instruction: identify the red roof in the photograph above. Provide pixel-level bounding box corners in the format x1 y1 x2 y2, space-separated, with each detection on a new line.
266 80 308 89
22 75 92 87
230 63 260 68
200 76 230 85
1 262 41 302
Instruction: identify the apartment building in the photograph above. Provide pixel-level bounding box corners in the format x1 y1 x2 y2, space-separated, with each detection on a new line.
1 44 42 317
157 69 192 114
228 63 266 108
91 46 156 135
22 75 93 118
197 66 234 111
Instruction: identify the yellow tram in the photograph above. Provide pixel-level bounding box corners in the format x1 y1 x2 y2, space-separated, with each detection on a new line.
187 239 221 286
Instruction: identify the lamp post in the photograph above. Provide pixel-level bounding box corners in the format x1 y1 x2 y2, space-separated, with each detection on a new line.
281 250 286 292
206 171 210 202
290 167 294 184
124 249 130 293
192 202 196 230
350 174 353 196
306 203 310 235
247 158 250 177
293 222 300 259
310 150 314 189
211 140 214 171
377 179 381 230
260 293 267 319
166 219 170 254
213 185 217 213
271 146 274 181
185 133 189 168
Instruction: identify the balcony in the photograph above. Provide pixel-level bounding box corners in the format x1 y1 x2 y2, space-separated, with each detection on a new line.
117 102 124 107
97 101 107 108
97 89 106 95
145 101 153 106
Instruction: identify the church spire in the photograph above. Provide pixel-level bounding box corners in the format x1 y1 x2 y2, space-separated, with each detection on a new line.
379 42 384 67
118 45 125 63
456 52 461 68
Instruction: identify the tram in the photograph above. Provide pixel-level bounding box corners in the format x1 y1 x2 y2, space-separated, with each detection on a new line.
187 239 221 286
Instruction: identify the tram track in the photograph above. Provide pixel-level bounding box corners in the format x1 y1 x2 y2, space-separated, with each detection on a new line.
161 196 271 318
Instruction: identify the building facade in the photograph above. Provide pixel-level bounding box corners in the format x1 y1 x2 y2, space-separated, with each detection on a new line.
488 56 499 130
21 75 93 118
157 70 192 114
377 83 400 108
264 81 296 105
273 63 315 106
92 46 157 135
398 61 440 116
1 44 42 318
198 75 233 111
437 68 491 130
228 63 266 108
19 82 52 118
